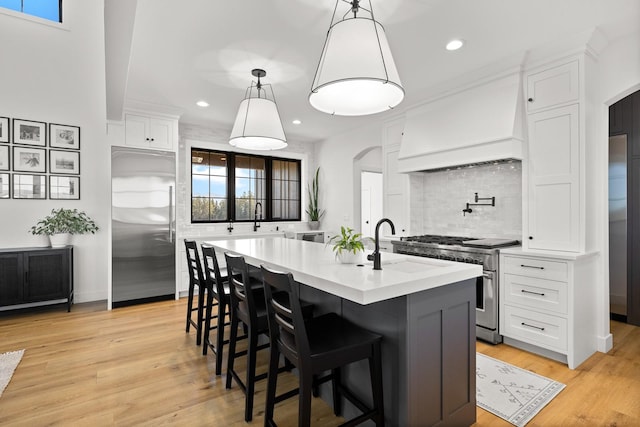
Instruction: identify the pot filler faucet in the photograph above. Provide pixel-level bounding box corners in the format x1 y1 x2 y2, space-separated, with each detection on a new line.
367 218 396 270
253 202 262 232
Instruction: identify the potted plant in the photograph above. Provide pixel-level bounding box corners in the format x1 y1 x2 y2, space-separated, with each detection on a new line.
327 226 372 264
30 208 99 247
306 167 324 230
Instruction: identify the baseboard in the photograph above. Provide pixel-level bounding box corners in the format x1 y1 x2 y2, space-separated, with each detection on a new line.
597 333 613 353
502 337 568 365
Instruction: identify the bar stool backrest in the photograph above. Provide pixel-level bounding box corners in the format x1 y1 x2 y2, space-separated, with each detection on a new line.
201 245 224 297
224 253 259 325
185 240 205 288
261 265 311 366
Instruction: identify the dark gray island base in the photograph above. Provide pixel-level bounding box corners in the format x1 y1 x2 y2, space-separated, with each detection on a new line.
298 278 476 427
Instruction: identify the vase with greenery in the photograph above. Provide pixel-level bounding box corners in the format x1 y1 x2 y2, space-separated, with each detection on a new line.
306 167 324 230
30 208 99 247
327 226 372 264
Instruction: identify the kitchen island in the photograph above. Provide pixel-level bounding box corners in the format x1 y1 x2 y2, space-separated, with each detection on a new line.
207 237 482 426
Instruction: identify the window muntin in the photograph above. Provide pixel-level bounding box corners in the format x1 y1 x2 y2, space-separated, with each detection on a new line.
0 0 62 22
191 148 300 223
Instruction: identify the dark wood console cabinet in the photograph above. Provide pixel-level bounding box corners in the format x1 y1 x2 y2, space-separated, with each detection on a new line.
0 246 73 312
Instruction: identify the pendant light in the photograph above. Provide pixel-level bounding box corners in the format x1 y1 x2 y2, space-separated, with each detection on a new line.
229 69 287 150
309 0 404 116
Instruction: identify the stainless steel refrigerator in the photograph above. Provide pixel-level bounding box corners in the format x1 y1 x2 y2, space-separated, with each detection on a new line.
111 147 176 307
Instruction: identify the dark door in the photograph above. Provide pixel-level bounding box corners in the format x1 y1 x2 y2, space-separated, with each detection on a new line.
0 253 24 306
24 251 68 302
610 90 640 326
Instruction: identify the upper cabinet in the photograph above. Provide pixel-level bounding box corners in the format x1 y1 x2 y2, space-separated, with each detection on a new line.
124 113 175 150
107 110 179 152
523 57 584 252
526 60 579 113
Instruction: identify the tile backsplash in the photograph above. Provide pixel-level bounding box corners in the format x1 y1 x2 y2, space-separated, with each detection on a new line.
411 161 522 239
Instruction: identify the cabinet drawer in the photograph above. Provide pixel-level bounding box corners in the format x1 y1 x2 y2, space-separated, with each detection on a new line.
502 305 567 352
503 274 567 314
502 255 568 281
526 60 579 112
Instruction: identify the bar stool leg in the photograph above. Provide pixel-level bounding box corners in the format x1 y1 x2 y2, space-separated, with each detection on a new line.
202 290 214 356
214 300 226 375
299 371 314 427
264 345 280 427
185 280 195 333
331 367 342 416
226 311 239 390
245 328 258 422
195 287 205 345
370 341 385 426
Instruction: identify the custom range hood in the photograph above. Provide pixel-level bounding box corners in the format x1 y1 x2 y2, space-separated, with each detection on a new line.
398 71 524 173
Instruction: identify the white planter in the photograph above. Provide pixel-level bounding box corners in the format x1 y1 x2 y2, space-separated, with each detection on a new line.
49 233 71 247
336 250 362 264
308 221 320 230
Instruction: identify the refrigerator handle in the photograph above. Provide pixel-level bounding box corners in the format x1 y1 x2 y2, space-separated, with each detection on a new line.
169 185 174 244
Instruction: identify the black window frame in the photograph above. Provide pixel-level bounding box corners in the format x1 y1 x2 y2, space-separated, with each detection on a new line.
191 147 301 223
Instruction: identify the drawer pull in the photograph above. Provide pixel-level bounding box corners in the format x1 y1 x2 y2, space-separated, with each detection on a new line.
521 322 545 331
521 289 545 296
521 264 544 270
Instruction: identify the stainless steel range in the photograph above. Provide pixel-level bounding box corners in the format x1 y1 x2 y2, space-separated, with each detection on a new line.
392 235 520 344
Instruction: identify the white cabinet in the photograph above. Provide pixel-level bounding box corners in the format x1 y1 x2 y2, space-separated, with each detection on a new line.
383 119 410 236
523 57 583 252
124 113 175 150
526 104 580 251
500 250 597 369
526 60 579 113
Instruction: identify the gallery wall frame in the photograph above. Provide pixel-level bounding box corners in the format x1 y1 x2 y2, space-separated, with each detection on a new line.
0 117 9 143
49 123 80 150
49 149 79 175
0 173 9 198
13 118 47 147
0 144 9 171
49 175 79 200
13 146 46 173
13 173 46 199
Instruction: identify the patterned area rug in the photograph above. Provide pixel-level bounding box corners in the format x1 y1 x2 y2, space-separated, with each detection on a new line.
0 349 24 397
476 353 565 427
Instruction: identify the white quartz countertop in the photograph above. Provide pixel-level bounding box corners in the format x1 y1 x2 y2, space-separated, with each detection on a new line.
205 237 482 305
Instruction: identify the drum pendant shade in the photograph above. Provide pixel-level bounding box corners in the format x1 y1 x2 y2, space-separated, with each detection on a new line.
229 69 287 150
309 6 405 116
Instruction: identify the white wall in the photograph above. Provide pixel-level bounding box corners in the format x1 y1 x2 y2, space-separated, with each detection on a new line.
316 122 383 237
591 30 640 350
0 1 109 302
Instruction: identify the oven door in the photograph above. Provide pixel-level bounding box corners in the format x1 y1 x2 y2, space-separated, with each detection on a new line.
476 270 497 331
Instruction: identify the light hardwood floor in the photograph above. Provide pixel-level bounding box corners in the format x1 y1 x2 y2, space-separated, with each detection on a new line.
0 299 638 426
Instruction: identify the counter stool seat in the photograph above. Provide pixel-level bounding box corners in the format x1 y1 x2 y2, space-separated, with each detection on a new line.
262 265 384 427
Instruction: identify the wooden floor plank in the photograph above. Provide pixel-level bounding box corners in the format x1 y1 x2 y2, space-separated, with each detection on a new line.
1 299 639 426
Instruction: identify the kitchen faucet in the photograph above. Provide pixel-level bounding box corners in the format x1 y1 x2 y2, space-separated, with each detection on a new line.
367 218 396 270
253 202 262 232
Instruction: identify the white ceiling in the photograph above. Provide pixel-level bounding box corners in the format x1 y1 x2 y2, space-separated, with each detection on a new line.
111 0 640 144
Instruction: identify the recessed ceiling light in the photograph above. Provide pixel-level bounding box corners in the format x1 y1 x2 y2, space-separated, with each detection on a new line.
446 39 464 51
196 100 209 107
292 119 302 125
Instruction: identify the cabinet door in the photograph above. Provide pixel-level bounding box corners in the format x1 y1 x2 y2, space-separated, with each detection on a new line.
148 118 172 150
24 251 69 302
526 60 579 113
527 104 580 251
383 144 409 235
0 253 24 306
124 114 149 148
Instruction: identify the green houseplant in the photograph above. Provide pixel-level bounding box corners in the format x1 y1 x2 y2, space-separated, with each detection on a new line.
30 208 99 247
306 167 324 230
327 226 372 264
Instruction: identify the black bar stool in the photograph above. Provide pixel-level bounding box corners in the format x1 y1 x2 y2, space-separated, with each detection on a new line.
201 244 231 374
261 265 385 427
224 252 274 422
184 239 206 346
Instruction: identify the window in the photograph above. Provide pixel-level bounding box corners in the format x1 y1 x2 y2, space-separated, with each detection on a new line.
0 0 62 22
191 148 301 223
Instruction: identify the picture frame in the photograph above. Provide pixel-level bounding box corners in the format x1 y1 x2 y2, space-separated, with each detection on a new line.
0 173 9 198
49 175 80 200
0 144 9 171
12 119 46 146
50 149 79 175
49 123 80 150
13 146 46 173
12 173 46 199
0 117 9 143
